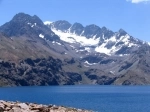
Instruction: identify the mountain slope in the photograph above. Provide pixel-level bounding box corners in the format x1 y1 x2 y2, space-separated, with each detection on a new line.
0 13 150 86
45 20 144 56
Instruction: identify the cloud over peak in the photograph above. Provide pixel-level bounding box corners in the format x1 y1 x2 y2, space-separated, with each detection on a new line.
127 0 150 3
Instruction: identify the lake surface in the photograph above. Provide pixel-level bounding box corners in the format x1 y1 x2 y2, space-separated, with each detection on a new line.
0 85 150 112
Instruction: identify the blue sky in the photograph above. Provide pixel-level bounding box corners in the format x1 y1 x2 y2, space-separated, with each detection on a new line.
0 0 150 41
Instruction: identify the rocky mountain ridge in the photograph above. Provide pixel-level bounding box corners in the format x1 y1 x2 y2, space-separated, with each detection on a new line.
0 13 150 86
45 20 145 56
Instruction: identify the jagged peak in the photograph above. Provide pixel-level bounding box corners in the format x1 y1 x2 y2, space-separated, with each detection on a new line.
51 20 71 31
11 12 43 26
12 12 31 19
69 22 84 35
85 24 100 29
102 26 107 30
118 28 127 35
52 20 71 25
72 22 84 27
70 22 84 30
0 13 55 38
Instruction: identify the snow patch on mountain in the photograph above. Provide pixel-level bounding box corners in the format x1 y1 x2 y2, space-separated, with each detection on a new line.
52 28 139 55
51 28 100 46
95 46 111 55
84 61 97 65
44 21 53 25
95 34 138 55
39 34 44 38
27 23 37 27
85 47 91 52
56 42 62 45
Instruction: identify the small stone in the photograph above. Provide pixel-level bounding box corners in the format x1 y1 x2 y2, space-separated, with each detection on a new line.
8 109 14 112
0 100 4 103
3 102 11 107
5 107 11 111
12 107 21 112
0 106 4 111
48 105 53 108
18 103 29 110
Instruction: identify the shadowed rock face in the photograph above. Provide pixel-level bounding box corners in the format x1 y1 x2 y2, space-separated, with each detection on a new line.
70 23 84 35
51 20 72 31
0 57 85 86
0 13 42 37
0 13 150 86
81 24 101 38
0 13 60 41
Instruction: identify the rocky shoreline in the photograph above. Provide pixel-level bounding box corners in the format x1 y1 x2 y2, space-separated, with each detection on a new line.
0 100 92 112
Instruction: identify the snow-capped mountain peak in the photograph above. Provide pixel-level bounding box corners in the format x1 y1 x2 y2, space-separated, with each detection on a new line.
44 20 144 56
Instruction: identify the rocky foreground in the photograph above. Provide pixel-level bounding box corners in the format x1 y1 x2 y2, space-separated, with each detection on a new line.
0 100 92 112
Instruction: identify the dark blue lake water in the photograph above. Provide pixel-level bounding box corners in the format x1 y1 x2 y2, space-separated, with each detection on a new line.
0 85 150 112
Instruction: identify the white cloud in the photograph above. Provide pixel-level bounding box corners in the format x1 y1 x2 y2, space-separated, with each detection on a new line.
127 0 150 3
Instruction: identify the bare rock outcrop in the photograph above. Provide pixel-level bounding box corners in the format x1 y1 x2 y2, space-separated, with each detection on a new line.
0 100 92 112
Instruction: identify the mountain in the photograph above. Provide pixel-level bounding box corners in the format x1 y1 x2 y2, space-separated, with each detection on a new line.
0 12 150 86
0 13 60 41
45 20 144 56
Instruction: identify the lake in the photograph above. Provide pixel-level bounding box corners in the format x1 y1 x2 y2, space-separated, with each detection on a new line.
0 85 150 112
